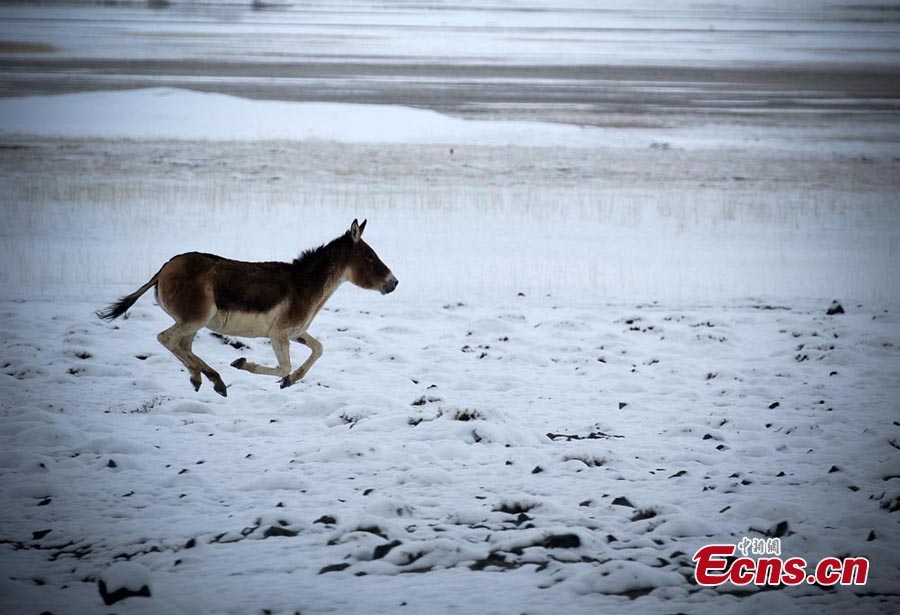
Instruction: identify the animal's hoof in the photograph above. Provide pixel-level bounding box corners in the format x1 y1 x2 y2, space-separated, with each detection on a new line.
214 381 228 397
280 376 293 389
231 357 246 369
191 378 202 392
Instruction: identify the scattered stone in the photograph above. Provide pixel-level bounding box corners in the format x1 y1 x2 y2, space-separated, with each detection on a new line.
880 494 900 513
611 496 634 508
470 552 517 571
314 515 337 525
826 301 845 316
355 525 388 539
766 520 791 538
32 529 52 540
513 513 532 527
263 525 298 538
107 459 117 468
618 402 628 410
631 509 657 522
546 431 623 441
867 530 876 541
769 402 780 409
373 540 402 560
531 466 543 474
829 465 841 473
98 561 152 606
494 501 537 514
319 563 351 574
211 332 248 349
538 534 581 549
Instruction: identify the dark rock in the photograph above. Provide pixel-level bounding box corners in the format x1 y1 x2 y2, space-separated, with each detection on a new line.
769 402 780 409
32 529 52 540
372 540 402 560
314 515 337 525
263 525 298 538
98 580 150 606
826 302 845 315
631 509 657 522
319 563 351 574
611 496 634 508
494 501 536 514
766 520 791 538
355 525 388 539
539 534 581 549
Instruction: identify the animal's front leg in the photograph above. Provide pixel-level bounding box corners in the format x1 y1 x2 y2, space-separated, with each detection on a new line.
231 335 291 377
280 332 323 389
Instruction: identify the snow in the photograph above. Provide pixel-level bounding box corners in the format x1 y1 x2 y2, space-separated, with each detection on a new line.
1 296 899 613
0 88 609 147
100 561 153 594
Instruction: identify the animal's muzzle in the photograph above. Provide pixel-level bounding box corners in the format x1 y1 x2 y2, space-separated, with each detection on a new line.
381 273 398 294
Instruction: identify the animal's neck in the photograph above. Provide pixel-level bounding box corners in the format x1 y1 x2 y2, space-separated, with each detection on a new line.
292 234 351 320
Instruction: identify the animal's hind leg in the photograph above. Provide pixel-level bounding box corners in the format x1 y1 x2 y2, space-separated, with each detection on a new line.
158 323 203 392
158 323 228 397
178 330 228 398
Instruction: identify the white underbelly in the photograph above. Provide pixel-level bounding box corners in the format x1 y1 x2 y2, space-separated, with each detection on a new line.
207 309 281 338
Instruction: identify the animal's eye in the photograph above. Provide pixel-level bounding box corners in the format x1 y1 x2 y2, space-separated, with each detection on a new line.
366 254 375 262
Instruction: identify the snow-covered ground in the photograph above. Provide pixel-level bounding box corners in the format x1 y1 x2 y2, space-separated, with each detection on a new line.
2 294 899 614
1 1 900 614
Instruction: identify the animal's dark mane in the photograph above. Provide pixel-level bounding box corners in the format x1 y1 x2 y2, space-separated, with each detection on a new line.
291 231 352 279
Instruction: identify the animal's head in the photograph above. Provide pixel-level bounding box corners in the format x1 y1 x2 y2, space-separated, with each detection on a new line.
346 219 398 294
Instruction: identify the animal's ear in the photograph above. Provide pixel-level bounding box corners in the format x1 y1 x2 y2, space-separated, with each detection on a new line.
350 218 367 243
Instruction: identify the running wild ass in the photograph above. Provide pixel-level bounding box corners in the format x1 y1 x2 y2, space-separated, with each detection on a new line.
97 219 397 396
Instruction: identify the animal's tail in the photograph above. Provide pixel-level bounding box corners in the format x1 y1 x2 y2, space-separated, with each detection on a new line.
95 265 164 321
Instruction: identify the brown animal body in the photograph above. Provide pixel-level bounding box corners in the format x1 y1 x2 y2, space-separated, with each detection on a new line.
97 220 397 396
